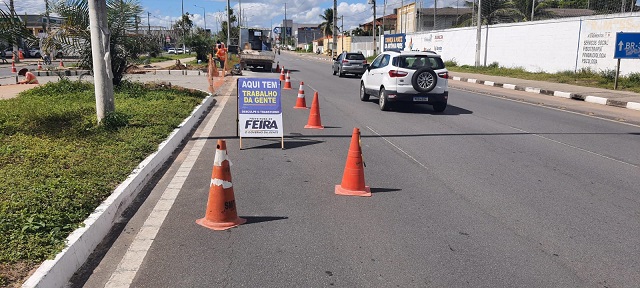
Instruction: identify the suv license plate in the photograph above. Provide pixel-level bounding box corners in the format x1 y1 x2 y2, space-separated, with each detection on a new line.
413 97 428 101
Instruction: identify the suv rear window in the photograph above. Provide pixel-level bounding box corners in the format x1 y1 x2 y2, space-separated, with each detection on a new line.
396 56 445 70
346 53 365 60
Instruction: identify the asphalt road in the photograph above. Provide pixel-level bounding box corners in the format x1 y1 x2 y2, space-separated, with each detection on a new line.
75 52 640 288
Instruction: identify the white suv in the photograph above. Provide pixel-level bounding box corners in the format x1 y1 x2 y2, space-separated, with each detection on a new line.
360 50 449 112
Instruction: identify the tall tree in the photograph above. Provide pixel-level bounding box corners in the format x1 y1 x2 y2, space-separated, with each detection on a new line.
43 0 153 86
173 12 193 51
0 3 33 51
455 0 525 26
318 8 334 37
215 7 237 48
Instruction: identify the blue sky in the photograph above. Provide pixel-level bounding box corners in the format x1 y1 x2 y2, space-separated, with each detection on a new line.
4 0 640 34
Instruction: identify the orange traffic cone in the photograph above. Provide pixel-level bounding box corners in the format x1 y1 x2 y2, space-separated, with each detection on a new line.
18 50 24 60
196 139 246 231
59 60 64 68
37 60 42 70
11 61 17 73
335 128 371 197
304 92 324 129
279 66 285 81
275 62 280 73
294 81 307 109
283 71 292 89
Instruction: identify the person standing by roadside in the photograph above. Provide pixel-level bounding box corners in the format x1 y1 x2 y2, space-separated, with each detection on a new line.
0 48 7 63
215 43 227 70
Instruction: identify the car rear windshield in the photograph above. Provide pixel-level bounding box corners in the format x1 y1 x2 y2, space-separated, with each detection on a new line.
396 56 445 70
346 54 365 60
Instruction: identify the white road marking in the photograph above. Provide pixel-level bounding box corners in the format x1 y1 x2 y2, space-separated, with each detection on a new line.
507 126 639 169
105 84 235 288
366 126 428 170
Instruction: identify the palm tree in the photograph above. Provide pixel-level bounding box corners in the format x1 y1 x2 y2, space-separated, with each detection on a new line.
0 1 33 61
455 0 525 26
513 0 556 20
318 8 334 38
43 0 151 85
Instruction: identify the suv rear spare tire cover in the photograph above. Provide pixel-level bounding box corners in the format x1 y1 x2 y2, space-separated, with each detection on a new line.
411 67 437 93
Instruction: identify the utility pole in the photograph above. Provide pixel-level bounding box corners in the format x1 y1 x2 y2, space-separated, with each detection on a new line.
181 0 186 53
239 0 242 50
371 0 376 55
45 0 52 61
417 0 420 32
382 0 386 35
333 0 337 58
9 0 19 63
531 0 535 20
88 0 115 123
400 0 403 34
340 15 344 53
284 3 287 48
434 0 437 31
226 0 231 48
475 0 482 67
148 12 151 34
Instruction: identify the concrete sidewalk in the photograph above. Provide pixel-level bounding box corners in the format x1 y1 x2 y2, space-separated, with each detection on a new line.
448 72 640 111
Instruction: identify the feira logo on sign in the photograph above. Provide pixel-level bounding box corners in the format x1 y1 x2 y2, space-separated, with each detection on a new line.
384 33 406 51
237 78 284 149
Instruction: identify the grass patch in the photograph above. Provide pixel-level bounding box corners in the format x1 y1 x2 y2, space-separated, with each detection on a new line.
0 79 208 285
135 53 195 64
447 64 640 93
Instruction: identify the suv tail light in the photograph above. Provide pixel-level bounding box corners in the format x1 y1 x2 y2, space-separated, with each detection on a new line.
438 72 449 78
388 70 409 77
342 60 349 64
363 60 367 64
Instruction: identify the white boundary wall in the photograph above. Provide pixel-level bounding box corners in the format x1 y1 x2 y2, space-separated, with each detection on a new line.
402 12 640 76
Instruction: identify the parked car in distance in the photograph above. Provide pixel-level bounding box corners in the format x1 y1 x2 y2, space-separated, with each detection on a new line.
332 52 367 77
360 50 449 112
28 47 41 58
167 48 177 54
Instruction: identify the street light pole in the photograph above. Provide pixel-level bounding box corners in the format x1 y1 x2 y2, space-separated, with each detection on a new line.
194 5 206 31
475 0 482 67
181 0 185 53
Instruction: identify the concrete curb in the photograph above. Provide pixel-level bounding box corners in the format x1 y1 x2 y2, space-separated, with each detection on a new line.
22 89 217 288
449 76 640 111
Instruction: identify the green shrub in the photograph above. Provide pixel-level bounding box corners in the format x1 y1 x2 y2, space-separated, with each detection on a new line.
488 61 500 69
444 59 458 67
598 69 616 81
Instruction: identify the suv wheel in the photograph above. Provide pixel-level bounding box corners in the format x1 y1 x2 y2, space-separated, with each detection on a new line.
433 102 447 112
332 67 336 75
338 67 344 77
360 82 370 101
379 88 390 111
412 67 437 93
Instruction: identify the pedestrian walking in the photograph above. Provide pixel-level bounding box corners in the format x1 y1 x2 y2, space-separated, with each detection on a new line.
0 49 7 63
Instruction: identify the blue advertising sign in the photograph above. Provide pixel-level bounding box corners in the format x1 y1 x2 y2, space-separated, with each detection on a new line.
238 78 283 137
384 33 406 51
273 27 281 34
614 32 640 59
285 27 292 36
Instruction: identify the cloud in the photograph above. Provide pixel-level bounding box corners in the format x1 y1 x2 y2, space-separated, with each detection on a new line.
1 0 46 14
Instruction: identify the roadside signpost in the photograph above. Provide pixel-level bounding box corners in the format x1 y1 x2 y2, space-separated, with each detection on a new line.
613 32 640 89
237 78 284 149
